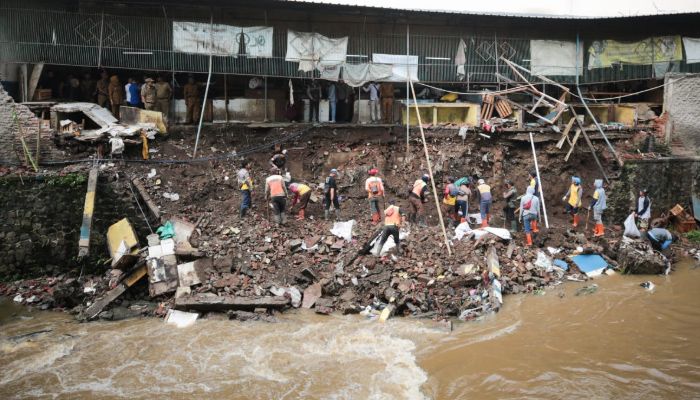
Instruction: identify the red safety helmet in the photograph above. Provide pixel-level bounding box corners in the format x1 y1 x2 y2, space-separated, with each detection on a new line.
369 168 378 176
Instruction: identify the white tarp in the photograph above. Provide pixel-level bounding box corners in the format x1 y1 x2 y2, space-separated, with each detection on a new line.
372 54 419 82
342 63 393 87
530 40 583 76
173 22 273 57
164 309 198 328
683 37 700 64
330 220 355 242
318 62 342 81
285 30 348 72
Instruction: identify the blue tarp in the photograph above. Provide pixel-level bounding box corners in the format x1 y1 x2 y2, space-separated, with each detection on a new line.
572 254 608 275
553 259 569 271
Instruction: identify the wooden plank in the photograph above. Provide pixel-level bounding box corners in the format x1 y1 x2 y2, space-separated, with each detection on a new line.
564 128 582 161
556 117 577 149
131 178 160 220
78 167 99 258
174 295 290 312
81 263 147 320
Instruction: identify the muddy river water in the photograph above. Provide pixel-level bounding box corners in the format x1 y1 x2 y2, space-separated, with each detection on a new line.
1 261 699 399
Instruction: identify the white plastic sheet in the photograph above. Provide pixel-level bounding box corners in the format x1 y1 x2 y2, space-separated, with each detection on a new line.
371 229 409 256
285 30 348 71
683 37 700 64
330 220 355 242
371 54 419 82
530 40 583 76
164 309 198 328
624 213 641 238
173 22 273 57
342 63 393 87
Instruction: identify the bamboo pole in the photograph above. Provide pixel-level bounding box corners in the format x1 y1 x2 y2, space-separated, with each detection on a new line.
408 79 452 256
193 13 214 158
529 131 549 228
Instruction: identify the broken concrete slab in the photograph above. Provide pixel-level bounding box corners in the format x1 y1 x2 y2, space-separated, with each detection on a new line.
177 262 202 287
174 294 290 312
302 282 322 309
81 263 147 320
615 238 669 274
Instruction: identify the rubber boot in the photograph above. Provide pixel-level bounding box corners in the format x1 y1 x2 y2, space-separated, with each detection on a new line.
418 216 427 228
572 214 579 228
274 213 281 225
281 212 288 225
481 219 488 228
335 209 341 220
371 212 380 224
526 233 533 246
324 209 330 220
409 213 416 224
296 209 305 220
594 223 605 237
510 220 518 233
240 207 247 218
531 220 539 233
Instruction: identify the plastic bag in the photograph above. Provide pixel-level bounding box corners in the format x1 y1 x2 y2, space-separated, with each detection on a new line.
623 213 641 238
157 220 176 240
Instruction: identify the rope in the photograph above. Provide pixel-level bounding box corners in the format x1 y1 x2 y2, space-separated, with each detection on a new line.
125 173 154 234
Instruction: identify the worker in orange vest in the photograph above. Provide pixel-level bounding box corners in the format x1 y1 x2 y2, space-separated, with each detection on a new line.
365 168 385 224
265 170 289 225
409 174 430 227
376 199 404 255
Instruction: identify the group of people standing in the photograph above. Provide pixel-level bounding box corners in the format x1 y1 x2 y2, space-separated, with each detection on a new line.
300 80 395 124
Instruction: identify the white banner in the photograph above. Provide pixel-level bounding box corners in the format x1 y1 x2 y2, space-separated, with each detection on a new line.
342 63 393 87
683 37 700 64
173 22 273 57
285 30 348 71
530 40 583 76
371 54 419 82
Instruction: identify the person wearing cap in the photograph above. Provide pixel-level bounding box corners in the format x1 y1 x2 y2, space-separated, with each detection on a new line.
365 168 385 224
476 178 492 227
265 169 289 225
635 189 651 231
107 75 124 118
455 177 470 224
183 76 201 125
141 77 157 110
409 174 430 226
155 76 172 121
324 169 340 220
646 227 675 251
562 176 583 228
589 179 606 237
269 150 288 173
289 182 312 220
96 70 109 108
503 180 518 232
442 176 458 227
527 170 540 232
520 186 540 246
376 199 405 255
237 161 253 218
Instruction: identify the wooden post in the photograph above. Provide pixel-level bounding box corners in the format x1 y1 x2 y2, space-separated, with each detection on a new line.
529 131 549 229
409 80 452 256
224 74 229 123
78 168 99 258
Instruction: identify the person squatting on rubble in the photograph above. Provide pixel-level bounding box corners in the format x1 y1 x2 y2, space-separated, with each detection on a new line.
108 75 124 118
502 180 518 233
289 182 312 220
527 170 540 232
646 227 675 251
442 177 459 227
237 162 253 218
141 78 157 110
377 199 405 256
324 169 341 220
563 176 583 228
456 177 470 224
635 189 652 231
269 150 288 173
477 178 492 227
183 77 201 125
520 186 540 247
409 174 430 226
365 168 385 224
589 179 607 237
265 170 289 225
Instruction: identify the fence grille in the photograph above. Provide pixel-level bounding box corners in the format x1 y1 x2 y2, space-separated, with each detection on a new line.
2 7 699 84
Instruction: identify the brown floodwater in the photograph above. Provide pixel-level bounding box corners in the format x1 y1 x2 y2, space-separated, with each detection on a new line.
1 260 699 399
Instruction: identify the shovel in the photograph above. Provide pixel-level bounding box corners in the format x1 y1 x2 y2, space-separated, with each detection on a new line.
585 207 591 230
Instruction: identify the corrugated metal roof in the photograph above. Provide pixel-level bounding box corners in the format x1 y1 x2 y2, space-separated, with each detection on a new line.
283 0 700 20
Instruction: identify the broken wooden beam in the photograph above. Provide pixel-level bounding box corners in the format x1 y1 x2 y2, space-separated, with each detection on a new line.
131 178 160 220
81 263 147 320
174 294 290 312
78 167 98 258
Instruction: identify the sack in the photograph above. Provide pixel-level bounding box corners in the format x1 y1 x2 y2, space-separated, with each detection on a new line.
369 181 380 195
623 213 641 238
448 185 459 197
523 199 532 210
455 177 470 187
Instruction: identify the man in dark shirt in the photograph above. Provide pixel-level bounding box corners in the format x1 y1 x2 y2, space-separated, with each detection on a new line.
324 169 340 220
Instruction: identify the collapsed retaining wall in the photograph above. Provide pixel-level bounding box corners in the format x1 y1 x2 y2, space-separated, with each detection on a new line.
0 175 150 281
608 157 700 223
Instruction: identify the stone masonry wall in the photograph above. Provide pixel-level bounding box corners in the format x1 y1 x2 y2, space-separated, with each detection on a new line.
664 73 700 152
0 83 63 166
0 175 151 281
607 158 700 224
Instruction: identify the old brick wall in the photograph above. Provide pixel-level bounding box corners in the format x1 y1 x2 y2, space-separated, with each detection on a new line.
664 73 700 152
0 83 63 166
0 175 151 281
607 158 700 224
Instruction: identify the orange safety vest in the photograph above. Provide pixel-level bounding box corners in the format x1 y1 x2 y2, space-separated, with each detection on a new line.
268 177 285 197
412 180 426 197
384 205 401 226
366 177 384 198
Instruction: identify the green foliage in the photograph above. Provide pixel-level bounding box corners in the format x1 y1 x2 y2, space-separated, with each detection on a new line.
684 230 700 243
45 173 87 188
